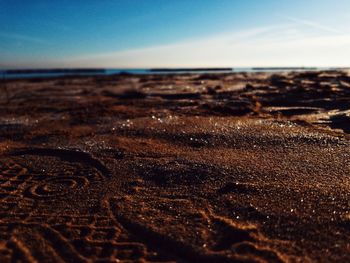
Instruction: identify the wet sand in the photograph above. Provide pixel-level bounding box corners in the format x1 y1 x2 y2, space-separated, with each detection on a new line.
0 71 349 262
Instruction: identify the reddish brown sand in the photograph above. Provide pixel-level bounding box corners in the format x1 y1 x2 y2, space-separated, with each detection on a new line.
0 71 350 262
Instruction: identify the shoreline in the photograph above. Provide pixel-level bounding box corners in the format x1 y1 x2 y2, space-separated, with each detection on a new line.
2 67 350 80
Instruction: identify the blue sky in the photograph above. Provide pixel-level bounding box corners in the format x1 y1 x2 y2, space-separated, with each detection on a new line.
1 0 350 68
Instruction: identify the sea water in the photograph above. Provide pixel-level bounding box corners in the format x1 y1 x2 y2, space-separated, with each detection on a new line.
0 67 345 80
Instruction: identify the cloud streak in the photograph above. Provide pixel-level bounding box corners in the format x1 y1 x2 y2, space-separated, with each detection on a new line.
279 15 345 35
0 32 48 44
57 24 350 68
6 23 350 68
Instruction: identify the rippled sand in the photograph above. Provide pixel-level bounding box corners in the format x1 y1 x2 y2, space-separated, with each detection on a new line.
0 71 349 262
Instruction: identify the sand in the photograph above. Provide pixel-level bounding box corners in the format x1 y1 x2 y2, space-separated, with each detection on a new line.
0 71 349 262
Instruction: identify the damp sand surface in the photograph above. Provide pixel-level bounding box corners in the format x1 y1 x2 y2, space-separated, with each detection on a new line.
0 71 350 262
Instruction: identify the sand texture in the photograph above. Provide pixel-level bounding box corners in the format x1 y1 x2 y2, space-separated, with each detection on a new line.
0 71 350 262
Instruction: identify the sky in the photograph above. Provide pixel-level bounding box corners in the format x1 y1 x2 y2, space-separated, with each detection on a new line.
1 0 350 69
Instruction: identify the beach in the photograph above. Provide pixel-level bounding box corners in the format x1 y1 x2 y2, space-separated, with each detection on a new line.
0 71 349 262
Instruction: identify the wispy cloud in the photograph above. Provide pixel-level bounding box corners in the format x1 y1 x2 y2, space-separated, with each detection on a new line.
9 23 350 68
0 32 48 44
57 24 350 68
279 15 345 35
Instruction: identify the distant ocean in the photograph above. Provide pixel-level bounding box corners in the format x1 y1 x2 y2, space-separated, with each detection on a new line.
0 67 347 79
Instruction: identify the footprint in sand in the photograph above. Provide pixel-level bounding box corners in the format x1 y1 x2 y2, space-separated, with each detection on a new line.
0 148 170 262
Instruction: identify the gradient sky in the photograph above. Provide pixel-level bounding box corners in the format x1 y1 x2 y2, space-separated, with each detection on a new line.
1 0 350 68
